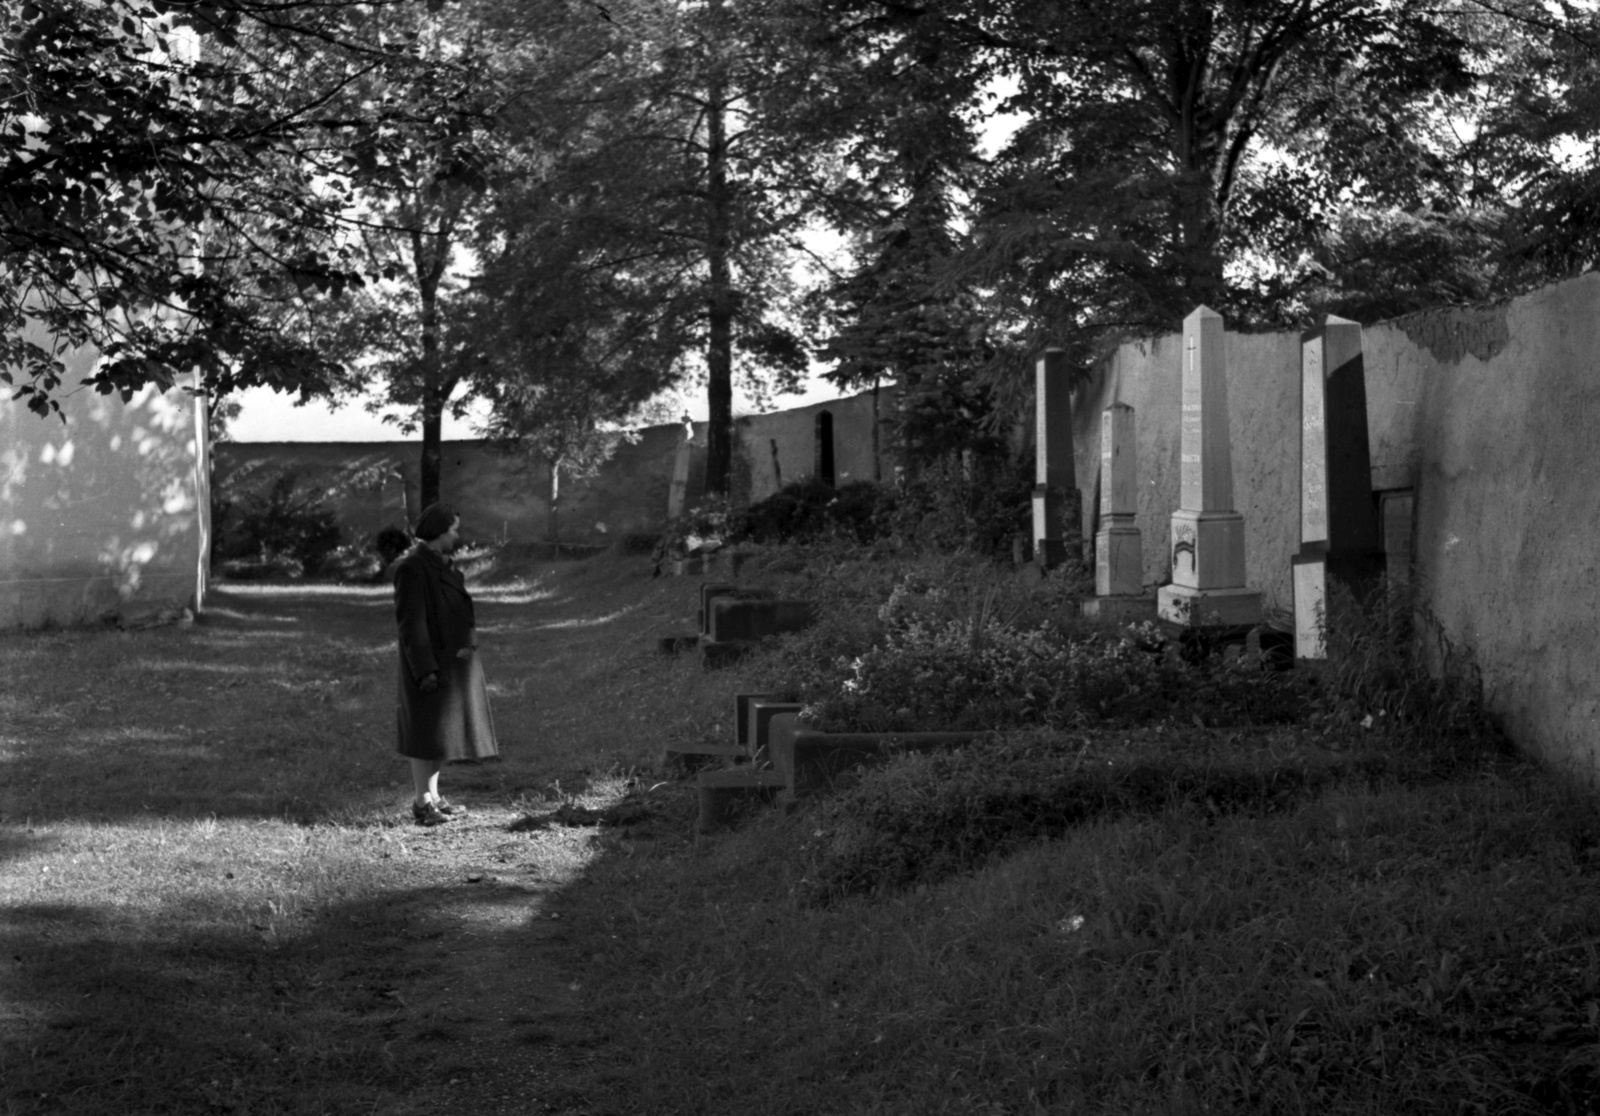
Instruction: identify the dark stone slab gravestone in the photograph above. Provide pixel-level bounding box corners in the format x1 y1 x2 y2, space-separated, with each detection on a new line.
1292 316 1383 660
700 600 816 668
706 598 817 644
1031 348 1082 570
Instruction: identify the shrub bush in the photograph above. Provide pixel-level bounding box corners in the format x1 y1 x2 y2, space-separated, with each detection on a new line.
212 473 342 577
371 525 412 567
733 479 898 547
792 573 1315 734
888 450 1032 559
737 478 837 543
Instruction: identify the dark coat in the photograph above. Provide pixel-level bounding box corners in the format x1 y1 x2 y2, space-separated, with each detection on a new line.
393 545 499 762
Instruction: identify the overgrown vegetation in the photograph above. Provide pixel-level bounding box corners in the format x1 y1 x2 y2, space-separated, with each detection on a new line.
662 452 1031 563
211 472 345 578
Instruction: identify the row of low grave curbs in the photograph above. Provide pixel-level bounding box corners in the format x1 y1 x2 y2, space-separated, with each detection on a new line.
657 582 819 667
651 581 987 832
689 687 994 834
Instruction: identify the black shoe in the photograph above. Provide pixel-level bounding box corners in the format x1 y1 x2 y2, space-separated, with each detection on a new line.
412 801 450 827
434 798 468 817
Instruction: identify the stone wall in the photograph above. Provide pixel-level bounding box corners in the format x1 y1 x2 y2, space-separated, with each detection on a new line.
1 328 209 627
212 385 892 548
1069 271 1600 782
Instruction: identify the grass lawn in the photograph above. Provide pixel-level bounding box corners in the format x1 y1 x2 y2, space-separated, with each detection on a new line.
0 551 736 1115
4 546 1599 1115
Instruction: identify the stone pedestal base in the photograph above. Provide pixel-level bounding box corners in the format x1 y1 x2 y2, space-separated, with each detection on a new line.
1033 485 1083 570
1095 524 1143 597
1169 509 1247 590
1158 583 1262 627
1080 595 1158 624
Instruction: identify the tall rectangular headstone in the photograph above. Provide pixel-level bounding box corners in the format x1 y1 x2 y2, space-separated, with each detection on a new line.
1292 315 1382 659
1095 403 1142 597
667 432 693 520
1031 348 1081 568
1157 307 1262 626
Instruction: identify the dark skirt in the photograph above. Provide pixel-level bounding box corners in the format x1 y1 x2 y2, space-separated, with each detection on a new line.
395 652 499 762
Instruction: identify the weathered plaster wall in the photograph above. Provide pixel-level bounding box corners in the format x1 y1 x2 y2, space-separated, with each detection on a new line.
1071 272 1600 781
0 333 208 627
1072 328 1305 613
1399 276 1600 782
739 387 891 498
215 386 890 547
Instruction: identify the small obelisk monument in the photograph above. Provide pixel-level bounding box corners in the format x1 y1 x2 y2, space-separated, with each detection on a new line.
1157 306 1262 627
1031 348 1081 569
1082 402 1151 620
1292 315 1382 659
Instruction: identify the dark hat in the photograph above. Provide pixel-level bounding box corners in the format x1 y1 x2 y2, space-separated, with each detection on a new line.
412 503 459 541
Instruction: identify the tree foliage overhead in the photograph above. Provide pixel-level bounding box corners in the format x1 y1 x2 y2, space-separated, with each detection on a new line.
0 0 419 414
461 0 842 496
13 0 1600 516
803 0 1600 429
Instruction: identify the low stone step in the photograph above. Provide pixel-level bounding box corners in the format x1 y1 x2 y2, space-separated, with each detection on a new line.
661 740 749 770
657 634 700 655
696 768 786 833
735 691 800 751
765 713 990 798
699 638 751 668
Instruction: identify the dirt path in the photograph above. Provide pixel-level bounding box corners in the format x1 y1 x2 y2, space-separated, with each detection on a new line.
360 808 598 1116
293 555 699 1116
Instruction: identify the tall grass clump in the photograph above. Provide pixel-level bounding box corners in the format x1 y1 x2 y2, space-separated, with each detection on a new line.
1321 577 1508 760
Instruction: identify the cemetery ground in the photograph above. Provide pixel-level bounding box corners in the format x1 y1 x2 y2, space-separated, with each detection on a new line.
3 546 1600 1115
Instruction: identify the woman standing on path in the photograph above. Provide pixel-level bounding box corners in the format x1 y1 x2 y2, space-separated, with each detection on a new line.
394 502 499 826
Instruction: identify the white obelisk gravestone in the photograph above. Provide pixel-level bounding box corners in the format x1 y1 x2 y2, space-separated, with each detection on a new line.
1157 307 1262 627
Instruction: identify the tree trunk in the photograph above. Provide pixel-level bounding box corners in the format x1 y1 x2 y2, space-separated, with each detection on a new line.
1168 36 1229 314
703 2 735 498
415 227 446 510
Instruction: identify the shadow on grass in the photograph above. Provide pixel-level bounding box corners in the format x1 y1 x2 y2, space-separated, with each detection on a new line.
0 876 589 1116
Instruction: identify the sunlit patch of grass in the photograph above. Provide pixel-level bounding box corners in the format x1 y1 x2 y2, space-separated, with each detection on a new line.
472 576 557 605
0 813 448 1111
221 582 394 599
534 603 645 630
